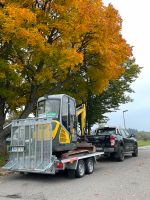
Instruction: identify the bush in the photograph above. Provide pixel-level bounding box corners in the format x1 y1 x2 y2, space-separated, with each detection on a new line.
136 132 150 141
0 156 7 167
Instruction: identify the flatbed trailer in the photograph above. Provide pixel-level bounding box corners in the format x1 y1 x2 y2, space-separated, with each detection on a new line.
3 118 103 178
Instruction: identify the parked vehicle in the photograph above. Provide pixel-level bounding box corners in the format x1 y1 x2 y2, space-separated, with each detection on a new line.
87 127 138 161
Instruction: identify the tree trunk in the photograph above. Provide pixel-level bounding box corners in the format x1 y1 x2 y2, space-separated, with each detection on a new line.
87 123 91 135
0 137 7 156
0 97 6 132
20 84 38 119
86 93 92 135
0 84 38 151
0 96 7 155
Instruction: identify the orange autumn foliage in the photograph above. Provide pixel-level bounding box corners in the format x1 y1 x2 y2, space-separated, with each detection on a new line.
0 0 131 115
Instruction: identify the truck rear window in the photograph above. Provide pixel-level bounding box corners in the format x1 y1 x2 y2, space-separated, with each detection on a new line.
96 128 116 135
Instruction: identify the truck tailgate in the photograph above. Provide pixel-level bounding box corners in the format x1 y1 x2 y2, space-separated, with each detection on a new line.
87 134 111 149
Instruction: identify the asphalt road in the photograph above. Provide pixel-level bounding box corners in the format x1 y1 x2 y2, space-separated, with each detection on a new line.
0 147 150 200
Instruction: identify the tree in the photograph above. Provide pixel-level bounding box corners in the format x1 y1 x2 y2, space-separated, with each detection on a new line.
0 0 85 139
0 0 131 153
86 58 141 133
127 128 138 135
52 3 132 101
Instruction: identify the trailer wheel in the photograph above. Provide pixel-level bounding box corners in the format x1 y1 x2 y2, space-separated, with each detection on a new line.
85 158 94 174
75 160 85 178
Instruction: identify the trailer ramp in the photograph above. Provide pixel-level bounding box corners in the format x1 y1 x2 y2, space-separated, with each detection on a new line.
3 118 56 174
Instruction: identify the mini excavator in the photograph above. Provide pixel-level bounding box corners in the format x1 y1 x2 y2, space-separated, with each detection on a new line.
37 94 87 153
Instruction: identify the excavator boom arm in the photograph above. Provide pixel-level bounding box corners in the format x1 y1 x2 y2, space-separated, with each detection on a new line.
76 104 86 136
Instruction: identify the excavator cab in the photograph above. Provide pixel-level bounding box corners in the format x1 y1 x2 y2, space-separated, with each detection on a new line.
37 94 78 152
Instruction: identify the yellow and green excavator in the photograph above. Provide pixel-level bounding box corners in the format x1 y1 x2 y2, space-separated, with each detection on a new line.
37 94 86 153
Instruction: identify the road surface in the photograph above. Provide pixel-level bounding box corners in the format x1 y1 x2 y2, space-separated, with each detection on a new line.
0 147 150 200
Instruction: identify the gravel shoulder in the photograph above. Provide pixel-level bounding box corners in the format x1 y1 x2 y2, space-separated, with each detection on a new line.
0 148 150 200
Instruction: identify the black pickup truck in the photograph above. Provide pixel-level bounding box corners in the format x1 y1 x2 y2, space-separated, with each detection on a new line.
87 127 138 161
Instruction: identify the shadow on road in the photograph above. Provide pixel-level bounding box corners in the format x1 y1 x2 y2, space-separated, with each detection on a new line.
3 155 135 184
9 170 70 183
97 154 133 163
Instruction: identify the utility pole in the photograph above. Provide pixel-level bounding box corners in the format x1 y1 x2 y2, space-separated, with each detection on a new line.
123 110 128 129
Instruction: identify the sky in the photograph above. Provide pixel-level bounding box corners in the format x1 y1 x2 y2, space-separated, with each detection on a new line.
103 0 150 131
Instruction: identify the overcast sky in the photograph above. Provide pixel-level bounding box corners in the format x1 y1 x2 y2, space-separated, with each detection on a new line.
103 0 150 131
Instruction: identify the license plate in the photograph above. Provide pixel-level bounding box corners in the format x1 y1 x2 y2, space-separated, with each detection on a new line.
11 147 24 152
96 147 103 151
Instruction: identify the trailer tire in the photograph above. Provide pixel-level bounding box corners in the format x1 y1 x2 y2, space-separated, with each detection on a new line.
85 158 94 174
75 160 85 178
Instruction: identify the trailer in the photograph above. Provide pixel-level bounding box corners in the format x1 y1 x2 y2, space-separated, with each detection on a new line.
3 117 103 178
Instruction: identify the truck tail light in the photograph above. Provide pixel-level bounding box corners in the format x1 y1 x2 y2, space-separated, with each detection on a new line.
110 135 116 146
56 162 64 169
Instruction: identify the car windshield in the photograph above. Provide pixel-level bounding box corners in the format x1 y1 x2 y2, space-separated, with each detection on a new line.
38 99 60 119
96 128 116 135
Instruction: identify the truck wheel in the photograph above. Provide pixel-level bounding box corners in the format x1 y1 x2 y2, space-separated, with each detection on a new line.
110 153 115 160
75 160 85 178
132 146 138 157
85 158 94 174
116 147 124 162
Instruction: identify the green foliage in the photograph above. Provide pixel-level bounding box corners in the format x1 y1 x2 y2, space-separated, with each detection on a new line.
0 155 7 167
136 132 150 141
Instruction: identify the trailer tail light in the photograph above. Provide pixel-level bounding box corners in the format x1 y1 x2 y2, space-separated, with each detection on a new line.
56 162 64 169
110 135 116 146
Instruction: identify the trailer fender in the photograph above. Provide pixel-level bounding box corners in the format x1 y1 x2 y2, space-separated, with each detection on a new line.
65 160 78 170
